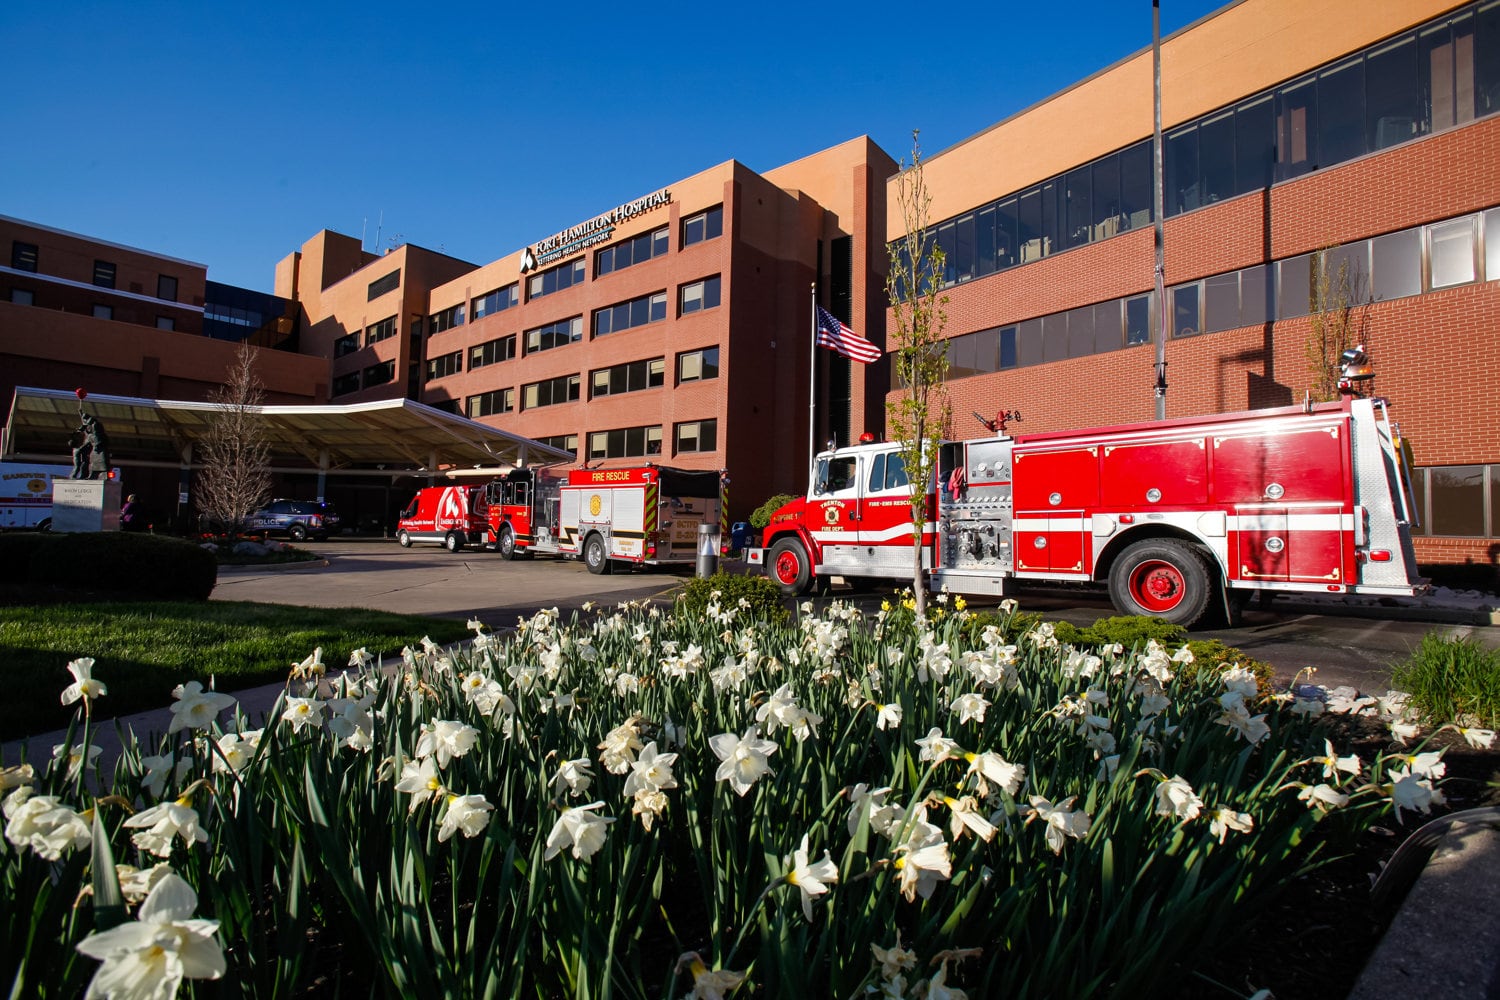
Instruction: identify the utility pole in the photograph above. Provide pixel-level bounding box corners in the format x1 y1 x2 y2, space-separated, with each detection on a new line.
1152 0 1168 419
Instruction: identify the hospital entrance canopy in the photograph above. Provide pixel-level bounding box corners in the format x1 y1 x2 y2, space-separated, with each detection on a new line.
1 386 573 475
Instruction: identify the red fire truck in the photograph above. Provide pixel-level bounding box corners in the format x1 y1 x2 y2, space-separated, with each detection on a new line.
485 465 726 574
748 394 1424 626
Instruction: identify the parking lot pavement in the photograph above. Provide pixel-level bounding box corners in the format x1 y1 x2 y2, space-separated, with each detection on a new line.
211 537 687 625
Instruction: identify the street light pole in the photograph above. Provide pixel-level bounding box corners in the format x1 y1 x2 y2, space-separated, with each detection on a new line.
1152 0 1168 419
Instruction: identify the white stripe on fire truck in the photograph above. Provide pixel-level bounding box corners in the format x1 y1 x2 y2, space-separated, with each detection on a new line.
1010 513 1352 532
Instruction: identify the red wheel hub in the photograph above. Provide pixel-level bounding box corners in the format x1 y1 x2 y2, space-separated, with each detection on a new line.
1131 559 1185 612
774 550 801 585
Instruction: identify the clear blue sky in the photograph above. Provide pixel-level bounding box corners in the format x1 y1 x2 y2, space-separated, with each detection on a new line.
3 1 1224 293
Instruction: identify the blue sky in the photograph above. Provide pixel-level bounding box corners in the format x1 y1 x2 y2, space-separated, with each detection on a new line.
3 1 1224 293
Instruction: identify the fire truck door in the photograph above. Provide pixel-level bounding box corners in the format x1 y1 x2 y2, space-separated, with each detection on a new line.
810 453 862 573
1235 507 1290 582
856 450 920 575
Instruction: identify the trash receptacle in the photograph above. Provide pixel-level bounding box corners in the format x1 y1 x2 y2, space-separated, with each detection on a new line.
730 521 754 554
697 522 720 578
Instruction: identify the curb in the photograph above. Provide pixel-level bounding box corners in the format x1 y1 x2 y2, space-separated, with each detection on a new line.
216 558 330 575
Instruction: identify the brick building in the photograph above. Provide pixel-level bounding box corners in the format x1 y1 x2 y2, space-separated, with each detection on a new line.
277 136 897 516
894 0 1500 565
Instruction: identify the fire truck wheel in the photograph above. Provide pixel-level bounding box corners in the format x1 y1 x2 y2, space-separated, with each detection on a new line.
397 530 412 548
1108 539 1214 627
497 527 517 561
445 532 464 553
584 534 611 575
768 537 812 594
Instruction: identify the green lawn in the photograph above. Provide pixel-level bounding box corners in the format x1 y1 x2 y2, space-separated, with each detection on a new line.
0 601 473 742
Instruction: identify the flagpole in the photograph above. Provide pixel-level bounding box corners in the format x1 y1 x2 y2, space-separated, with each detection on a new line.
808 282 818 477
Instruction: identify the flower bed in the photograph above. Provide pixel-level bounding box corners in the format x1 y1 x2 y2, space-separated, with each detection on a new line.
4 597 1477 999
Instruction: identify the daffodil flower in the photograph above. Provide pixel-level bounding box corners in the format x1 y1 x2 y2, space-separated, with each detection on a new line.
1209 807 1255 843
211 730 262 774
51 742 102 781
785 833 839 920
708 726 777 797
1296 782 1350 811
139 752 193 800
941 795 997 842
1313 739 1363 780
167 682 236 734
1151 774 1204 822
875 702 903 730
894 812 952 901
950 692 990 726
437 793 494 842
3 788 90 860
915 727 961 764
414 720 480 768
60 656 107 707
551 757 595 798
544 801 615 861
1459 727 1496 749
676 951 746 1000
290 647 325 681
348 647 374 669
75 873 225 998
393 757 445 813
622 742 678 798
125 797 209 857
871 932 918 980
281 696 325 734
1387 767 1446 820
1025 794 1092 853
965 751 1024 798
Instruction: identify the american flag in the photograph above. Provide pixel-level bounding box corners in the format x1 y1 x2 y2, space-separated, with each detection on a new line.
815 306 881 364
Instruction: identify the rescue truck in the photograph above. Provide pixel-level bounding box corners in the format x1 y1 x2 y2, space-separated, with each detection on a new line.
485 465 726 574
748 391 1424 627
396 483 492 552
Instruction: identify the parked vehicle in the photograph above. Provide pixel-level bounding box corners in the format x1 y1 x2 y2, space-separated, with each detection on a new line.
748 392 1424 627
396 485 490 552
486 465 726 574
0 461 122 530
245 499 340 542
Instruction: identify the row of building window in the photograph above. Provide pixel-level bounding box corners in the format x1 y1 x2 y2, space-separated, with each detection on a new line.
902 2 1500 295
425 206 725 329
937 206 1500 380
7 287 176 329
365 316 396 347
332 361 396 396
368 270 400 300
10 241 182 301
1412 464 1500 537
437 346 719 402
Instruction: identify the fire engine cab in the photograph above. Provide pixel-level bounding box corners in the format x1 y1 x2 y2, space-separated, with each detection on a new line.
485 465 726 574
750 393 1424 626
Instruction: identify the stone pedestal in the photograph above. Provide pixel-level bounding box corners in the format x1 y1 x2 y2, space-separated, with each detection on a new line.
52 479 121 532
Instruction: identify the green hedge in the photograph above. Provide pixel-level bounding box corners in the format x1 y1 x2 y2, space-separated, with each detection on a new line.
679 570 789 624
0 532 217 601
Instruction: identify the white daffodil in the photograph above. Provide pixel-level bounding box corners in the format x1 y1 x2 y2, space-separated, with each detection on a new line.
167 682 236 734
893 811 952 901
631 788 670 831
1217 702 1271 745
964 752 1024 798
394 757 444 813
598 718 644 775
139 753 193 800
348 647 374 669
75 873 225 998
1393 750 1446 781
847 784 905 838
551 757 595 798
326 694 375 750
785 833 839 920
124 798 208 858
622 742 678 798
211 730 262 774
290 647 326 681
1297 782 1350 811
544 801 615 861
678 952 746 1000
1314 739 1362 780
1153 775 1204 822
1026 795 1092 853
1459 727 1496 749
915 727 961 764
942 795 997 842
414 720 480 768
950 692 991 726
279 696 324 735
115 862 175 904
51 742 102 781
60 656 107 706
708 726 778 797
1209 808 1255 844
875 702 903 731
1388 719 1421 744
437 793 495 842
3 789 90 860
1388 767 1446 821
1219 664 1259 701
871 932 918 980
0 764 34 792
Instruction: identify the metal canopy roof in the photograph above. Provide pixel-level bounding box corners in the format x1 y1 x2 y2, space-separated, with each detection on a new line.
1 386 573 474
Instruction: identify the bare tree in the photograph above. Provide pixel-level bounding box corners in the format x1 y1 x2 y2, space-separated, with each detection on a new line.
1305 248 1371 402
886 132 951 619
196 341 272 536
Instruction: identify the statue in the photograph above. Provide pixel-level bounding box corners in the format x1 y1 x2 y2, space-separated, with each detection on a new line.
84 413 111 479
69 388 112 480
